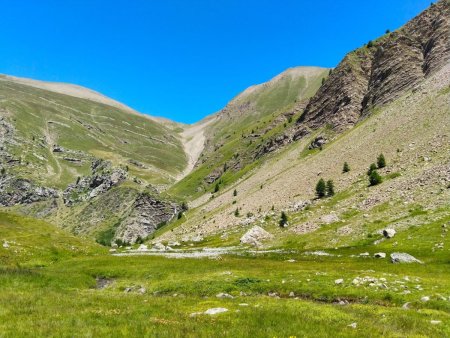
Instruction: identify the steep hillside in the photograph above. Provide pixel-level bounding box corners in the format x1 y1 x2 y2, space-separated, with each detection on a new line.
168 67 329 199
296 0 449 132
0 77 189 244
156 1 450 246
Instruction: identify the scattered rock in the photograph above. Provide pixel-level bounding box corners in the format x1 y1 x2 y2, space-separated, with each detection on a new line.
168 241 181 247
383 228 396 238
137 244 148 251
216 292 234 299
321 213 339 224
153 242 166 251
204 308 228 315
335 279 344 285
374 252 386 258
390 252 423 264
421 296 430 302
309 136 327 149
348 322 357 329
430 320 441 325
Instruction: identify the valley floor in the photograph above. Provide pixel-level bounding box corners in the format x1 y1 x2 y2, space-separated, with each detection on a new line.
1 213 449 337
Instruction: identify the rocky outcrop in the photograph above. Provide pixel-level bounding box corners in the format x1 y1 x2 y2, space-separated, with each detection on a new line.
0 175 58 207
114 192 179 244
240 226 273 247
296 0 450 132
63 159 127 206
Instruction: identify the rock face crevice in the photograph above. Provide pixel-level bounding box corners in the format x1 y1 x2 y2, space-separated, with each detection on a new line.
297 0 449 131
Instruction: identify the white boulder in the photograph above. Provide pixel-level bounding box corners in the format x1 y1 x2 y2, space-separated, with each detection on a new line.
240 226 273 247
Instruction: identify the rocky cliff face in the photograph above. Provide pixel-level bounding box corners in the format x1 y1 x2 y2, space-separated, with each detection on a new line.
0 175 58 207
297 0 450 131
114 192 179 244
63 159 127 206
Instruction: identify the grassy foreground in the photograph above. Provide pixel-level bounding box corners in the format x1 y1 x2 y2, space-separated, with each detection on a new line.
1 212 449 337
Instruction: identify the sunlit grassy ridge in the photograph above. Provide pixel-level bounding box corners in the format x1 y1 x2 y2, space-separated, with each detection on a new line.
0 78 187 187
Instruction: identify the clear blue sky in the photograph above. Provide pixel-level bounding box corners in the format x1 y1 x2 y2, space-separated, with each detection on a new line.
0 0 430 123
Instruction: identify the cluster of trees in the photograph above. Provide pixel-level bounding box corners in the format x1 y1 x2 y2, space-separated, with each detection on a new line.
368 154 386 186
315 178 335 199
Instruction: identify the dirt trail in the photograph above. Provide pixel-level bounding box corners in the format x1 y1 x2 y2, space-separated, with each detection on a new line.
176 117 217 181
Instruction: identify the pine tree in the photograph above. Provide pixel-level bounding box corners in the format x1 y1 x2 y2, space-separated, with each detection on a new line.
234 208 240 217
279 211 288 227
233 189 237 196
326 180 335 197
214 182 220 193
369 170 383 186
342 162 350 173
377 153 386 168
367 163 377 176
316 178 326 198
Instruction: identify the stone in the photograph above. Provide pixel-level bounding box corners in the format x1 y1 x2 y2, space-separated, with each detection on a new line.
374 252 386 258
204 308 228 315
383 228 396 238
289 292 295 297
348 323 357 329
390 252 423 264
153 242 166 251
421 296 430 302
335 279 344 285
216 292 234 299
321 213 339 224
2 241 9 248
240 226 273 247
137 244 148 251
168 241 181 247
430 320 441 325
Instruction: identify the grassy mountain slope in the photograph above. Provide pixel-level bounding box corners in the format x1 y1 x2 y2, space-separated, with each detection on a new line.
168 67 329 199
158 61 450 248
0 76 187 187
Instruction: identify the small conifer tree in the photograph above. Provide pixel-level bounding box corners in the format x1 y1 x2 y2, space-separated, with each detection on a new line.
234 208 240 217
316 178 326 198
367 163 377 176
377 153 386 168
214 182 220 193
326 180 335 197
233 189 237 197
342 162 350 173
279 211 288 227
369 170 383 186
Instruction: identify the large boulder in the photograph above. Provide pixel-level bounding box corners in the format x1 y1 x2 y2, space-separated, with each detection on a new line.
240 226 273 247
390 252 423 264
383 228 396 238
